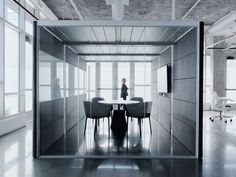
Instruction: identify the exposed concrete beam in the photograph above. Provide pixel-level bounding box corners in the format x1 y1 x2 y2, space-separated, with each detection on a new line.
181 0 201 20
77 53 160 56
31 0 58 20
207 11 236 34
63 41 173 46
172 0 175 20
68 0 84 20
205 34 236 49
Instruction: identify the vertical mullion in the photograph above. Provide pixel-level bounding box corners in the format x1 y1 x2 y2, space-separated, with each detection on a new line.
19 7 25 113
0 0 4 117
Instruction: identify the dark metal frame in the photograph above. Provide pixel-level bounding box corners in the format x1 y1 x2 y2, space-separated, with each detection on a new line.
198 21 204 160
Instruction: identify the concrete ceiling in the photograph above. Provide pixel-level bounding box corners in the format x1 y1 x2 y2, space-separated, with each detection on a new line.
42 0 236 25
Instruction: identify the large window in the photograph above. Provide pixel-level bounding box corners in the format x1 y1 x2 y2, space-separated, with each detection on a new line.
100 63 112 100
5 0 19 27
86 62 152 101
118 62 130 99
0 0 50 118
134 63 151 101
4 25 19 116
79 68 85 94
86 62 96 100
203 55 211 103
25 41 33 111
226 59 236 99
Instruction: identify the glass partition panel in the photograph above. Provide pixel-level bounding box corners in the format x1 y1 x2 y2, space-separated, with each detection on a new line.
35 23 201 159
39 52 64 101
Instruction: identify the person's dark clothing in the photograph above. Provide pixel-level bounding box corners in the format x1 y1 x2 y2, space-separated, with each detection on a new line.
121 83 128 100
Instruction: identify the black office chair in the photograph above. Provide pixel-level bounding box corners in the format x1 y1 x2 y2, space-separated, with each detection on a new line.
92 97 112 124
126 101 152 137
92 97 104 103
130 97 144 103
83 101 112 138
127 97 144 121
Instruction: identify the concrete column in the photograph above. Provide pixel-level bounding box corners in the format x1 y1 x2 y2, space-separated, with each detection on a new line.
211 49 226 97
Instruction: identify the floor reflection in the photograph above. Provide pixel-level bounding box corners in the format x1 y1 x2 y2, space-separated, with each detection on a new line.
0 123 32 177
77 117 192 157
1 111 236 176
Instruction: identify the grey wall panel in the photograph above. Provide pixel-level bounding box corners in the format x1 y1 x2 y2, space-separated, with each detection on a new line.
40 99 64 153
151 58 158 120
158 110 171 132
172 28 197 154
158 96 171 113
79 57 87 70
173 118 196 153
173 79 196 103
40 28 64 60
40 99 64 127
66 47 78 66
174 28 197 60
173 99 196 128
40 118 64 153
158 47 171 68
156 47 172 133
79 94 86 121
66 95 79 131
174 53 196 79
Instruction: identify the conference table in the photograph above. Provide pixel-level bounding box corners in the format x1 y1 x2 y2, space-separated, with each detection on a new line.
98 100 139 133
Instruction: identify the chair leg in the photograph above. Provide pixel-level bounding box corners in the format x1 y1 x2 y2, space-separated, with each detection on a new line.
108 117 110 136
127 117 129 135
148 117 152 134
138 119 142 138
94 119 97 138
84 117 87 136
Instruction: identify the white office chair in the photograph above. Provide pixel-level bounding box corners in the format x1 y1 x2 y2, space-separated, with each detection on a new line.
209 92 232 123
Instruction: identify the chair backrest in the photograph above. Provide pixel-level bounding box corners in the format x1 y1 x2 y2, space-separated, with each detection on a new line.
211 92 223 111
126 102 147 118
92 97 104 103
146 101 152 114
130 97 143 103
84 101 111 118
211 92 222 106
84 101 92 117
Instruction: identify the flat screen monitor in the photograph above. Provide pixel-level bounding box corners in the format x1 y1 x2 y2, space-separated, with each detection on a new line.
157 65 169 93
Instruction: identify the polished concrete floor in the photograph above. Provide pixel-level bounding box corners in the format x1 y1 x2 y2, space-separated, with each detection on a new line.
1 111 236 176
43 117 192 157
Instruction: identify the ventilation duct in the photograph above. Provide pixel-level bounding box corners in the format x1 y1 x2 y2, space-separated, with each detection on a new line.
105 0 129 20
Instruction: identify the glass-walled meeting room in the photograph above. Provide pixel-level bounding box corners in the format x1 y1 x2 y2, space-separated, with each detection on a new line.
34 21 203 159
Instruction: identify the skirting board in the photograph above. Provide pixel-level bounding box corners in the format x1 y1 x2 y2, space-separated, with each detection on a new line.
0 113 28 137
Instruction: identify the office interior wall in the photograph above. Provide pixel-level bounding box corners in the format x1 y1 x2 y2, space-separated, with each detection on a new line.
38 28 80 154
172 28 197 154
78 58 87 147
39 27 65 153
151 58 158 121
157 47 172 132
66 47 79 132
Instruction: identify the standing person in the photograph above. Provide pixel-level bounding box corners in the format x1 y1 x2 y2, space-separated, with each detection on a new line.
120 78 128 100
